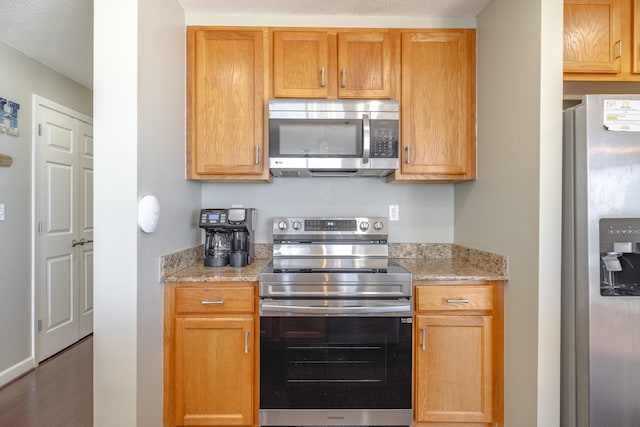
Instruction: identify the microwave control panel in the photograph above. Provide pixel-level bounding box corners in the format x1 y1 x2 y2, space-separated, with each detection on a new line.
370 120 399 158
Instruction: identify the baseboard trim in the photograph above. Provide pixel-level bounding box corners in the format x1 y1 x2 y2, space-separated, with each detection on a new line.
0 356 34 388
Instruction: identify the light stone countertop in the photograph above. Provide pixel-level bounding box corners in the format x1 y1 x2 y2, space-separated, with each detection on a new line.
163 258 269 283
162 243 508 283
395 258 507 282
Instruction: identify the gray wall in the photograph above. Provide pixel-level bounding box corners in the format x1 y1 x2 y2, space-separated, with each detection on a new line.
0 40 92 386
136 0 201 423
202 179 454 243
455 0 563 425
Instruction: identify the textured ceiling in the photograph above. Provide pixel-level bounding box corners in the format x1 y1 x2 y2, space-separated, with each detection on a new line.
0 0 93 89
0 0 489 92
178 0 490 17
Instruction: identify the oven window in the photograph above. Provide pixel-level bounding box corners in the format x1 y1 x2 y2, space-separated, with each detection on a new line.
269 119 363 157
260 317 412 410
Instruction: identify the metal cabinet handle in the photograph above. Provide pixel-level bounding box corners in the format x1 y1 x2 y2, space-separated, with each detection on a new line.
341 67 346 88
201 299 224 305
616 40 622 59
405 146 410 164
244 331 249 354
445 298 470 304
321 67 325 87
420 327 426 351
255 146 260 165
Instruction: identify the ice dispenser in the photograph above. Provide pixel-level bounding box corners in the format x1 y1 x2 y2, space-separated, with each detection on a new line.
599 218 640 296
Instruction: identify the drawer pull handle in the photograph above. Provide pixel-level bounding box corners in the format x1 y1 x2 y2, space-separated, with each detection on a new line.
445 298 469 304
244 331 249 354
420 327 426 351
201 299 224 305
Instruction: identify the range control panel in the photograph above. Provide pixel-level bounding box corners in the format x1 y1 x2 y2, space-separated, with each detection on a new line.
272 217 387 236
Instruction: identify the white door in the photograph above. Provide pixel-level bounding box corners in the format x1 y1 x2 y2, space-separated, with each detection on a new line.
35 96 93 362
77 121 94 338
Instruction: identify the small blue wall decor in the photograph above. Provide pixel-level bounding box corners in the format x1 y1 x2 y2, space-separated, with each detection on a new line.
0 97 20 136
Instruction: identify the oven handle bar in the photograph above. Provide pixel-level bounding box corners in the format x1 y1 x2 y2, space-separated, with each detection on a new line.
260 300 412 316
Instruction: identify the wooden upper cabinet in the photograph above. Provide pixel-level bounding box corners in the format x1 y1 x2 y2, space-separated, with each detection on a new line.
186 27 269 181
393 29 476 182
272 31 332 98
337 32 393 98
563 0 622 74
634 0 640 73
271 29 397 99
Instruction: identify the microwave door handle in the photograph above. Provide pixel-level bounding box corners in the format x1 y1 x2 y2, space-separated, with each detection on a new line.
362 113 370 164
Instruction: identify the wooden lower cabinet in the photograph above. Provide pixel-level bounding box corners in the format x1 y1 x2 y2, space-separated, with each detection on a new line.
164 280 503 427
413 281 504 427
165 283 259 427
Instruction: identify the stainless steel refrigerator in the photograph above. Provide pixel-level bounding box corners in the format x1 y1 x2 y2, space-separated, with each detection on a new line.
562 94 640 427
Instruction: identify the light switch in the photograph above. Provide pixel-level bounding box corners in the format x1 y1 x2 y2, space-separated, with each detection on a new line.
0 203 5 221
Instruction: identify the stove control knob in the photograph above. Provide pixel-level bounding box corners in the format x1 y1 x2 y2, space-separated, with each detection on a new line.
359 221 370 232
374 221 384 231
277 220 288 231
292 220 303 231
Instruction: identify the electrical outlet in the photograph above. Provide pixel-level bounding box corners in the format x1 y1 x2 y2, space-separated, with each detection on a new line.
389 204 399 221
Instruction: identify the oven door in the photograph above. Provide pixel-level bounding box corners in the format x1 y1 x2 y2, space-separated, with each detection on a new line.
259 299 412 426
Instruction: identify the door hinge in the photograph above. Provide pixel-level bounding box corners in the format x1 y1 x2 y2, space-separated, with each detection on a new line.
38 123 42 136
37 319 42 332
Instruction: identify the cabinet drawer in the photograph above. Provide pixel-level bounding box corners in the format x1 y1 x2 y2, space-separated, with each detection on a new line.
415 285 494 312
175 286 255 314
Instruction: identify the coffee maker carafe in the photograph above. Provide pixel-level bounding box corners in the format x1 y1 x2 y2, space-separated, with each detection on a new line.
199 208 256 268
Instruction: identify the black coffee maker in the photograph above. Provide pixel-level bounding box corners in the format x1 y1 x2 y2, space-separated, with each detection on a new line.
199 208 256 267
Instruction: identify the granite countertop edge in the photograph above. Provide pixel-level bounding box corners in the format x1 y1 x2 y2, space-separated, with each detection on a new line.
161 243 509 283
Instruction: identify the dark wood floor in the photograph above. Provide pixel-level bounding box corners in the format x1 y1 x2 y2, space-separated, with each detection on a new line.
0 335 93 427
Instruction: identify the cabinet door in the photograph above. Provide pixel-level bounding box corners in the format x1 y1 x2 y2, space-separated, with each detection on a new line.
635 0 640 73
272 31 332 98
398 30 476 181
175 317 254 426
337 32 394 98
564 0 622 73
414 315 493 423
187 28 267 179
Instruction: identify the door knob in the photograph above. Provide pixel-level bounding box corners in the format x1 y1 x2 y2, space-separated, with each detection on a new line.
72 238 87 247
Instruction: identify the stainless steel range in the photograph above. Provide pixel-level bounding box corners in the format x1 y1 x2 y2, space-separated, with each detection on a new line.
259 217 412 427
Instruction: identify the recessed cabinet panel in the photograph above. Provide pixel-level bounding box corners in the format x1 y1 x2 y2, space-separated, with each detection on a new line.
187 28 268 180
337 32 393 98
175 317 254 426
395 30 476 182
273 31 331 98
415 315 493 423
564 0 622 73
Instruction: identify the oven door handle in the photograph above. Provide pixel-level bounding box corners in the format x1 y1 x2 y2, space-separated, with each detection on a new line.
260 300 412 316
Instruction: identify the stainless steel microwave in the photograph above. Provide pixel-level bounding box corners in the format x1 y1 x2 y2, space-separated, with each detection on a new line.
268 99 399 177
